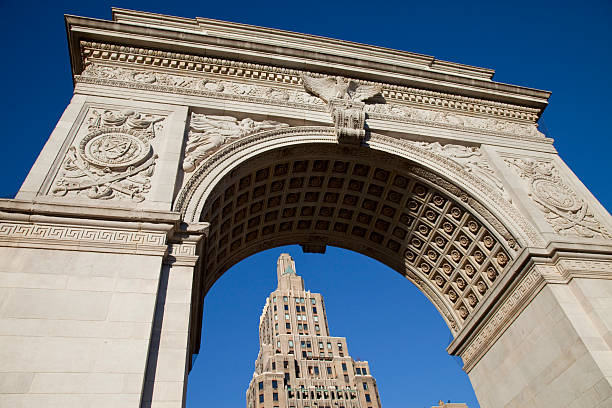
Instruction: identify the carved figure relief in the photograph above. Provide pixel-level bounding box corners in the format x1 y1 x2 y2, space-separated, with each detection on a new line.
412 142 510 201
51 109 165 202
505 158 610 238
302 74 382 144
183 114 289 172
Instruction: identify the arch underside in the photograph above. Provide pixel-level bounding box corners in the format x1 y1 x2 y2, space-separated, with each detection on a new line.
195 143 517 334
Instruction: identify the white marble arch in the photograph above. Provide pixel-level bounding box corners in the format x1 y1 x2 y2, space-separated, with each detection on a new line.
2 8 612 408
173 125 535 329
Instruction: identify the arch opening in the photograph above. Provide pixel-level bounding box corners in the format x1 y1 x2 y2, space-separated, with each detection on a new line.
190 141 520 334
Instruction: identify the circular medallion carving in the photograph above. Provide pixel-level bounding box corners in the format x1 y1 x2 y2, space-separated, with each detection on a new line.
532 178 579 211
78 128 151 169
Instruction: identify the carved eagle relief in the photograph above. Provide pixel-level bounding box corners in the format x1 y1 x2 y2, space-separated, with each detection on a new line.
301 74 382 103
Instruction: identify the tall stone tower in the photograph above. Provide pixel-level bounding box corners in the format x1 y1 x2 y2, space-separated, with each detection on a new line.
246 254 381 408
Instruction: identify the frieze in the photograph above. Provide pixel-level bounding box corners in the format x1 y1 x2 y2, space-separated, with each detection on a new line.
78 63 547 144
365 103 545 140
79 41 542 123
505 158 610 239
50 107 166 202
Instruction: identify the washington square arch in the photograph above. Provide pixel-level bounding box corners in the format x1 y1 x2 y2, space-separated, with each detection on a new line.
1 7 612 408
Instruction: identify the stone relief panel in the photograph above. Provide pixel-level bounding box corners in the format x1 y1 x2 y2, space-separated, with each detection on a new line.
410 142 510 202
81 64 324 106
365 103 544 139
79 63 544 141
184 114 290 172
50 108 166 202
505 158 610 238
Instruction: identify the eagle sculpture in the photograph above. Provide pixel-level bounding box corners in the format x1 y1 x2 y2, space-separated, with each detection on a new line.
301 74 382 103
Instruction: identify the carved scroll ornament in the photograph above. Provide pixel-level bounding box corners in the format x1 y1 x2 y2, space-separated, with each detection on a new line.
505 158 610 238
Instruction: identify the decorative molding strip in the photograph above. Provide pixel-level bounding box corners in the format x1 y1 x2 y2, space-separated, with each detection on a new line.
0 221 167 254
461 265 544 372
460 257 612 372
556 259 612 280
79 41 542 123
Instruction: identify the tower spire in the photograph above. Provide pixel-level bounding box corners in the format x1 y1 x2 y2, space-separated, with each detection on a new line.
276 253 304 291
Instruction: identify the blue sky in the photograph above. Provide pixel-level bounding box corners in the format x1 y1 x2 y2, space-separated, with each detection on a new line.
1 1 611 407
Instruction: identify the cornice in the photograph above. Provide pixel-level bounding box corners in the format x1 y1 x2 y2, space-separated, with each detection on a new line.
65 10 551 111
78 41 542 124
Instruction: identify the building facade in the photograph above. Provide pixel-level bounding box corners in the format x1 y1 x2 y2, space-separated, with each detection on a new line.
246 254 381 408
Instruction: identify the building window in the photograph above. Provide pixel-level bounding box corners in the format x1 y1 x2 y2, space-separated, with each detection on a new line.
344 374 349 382
312 307 317 314
284 361 289 368
363 382 368 390
272 380 278 389
298 324 303 330
277 341 281 347
273 296 276 302
337 342 343 350
319 342 324 349
259 394 264 403
259 381 263 390
272 362 276 370
314 366 320 375
302 351 307 358
296 305 300 312
361 367 367 375
311 298 316 305
275 323 278 331
342 363 347 371
327 342 332 349
274 314 278 320
288 340 294 348
315 325 319 331
283 296 288 302
284 304 288 311
300 297 305 303
365 394 371 402
327 366 332 374
286 323 291 329
303 324 308 330
285 314 290 320
314 316 319 322
273 392 278 401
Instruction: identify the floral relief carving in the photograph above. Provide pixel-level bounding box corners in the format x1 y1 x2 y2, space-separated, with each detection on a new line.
51 108 165 202
184 113 290 172
505 158 610 238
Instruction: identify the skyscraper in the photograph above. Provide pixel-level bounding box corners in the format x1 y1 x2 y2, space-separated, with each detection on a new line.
246 254 382 408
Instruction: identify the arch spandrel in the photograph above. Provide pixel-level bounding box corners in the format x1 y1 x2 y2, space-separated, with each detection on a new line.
174 127 540 335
